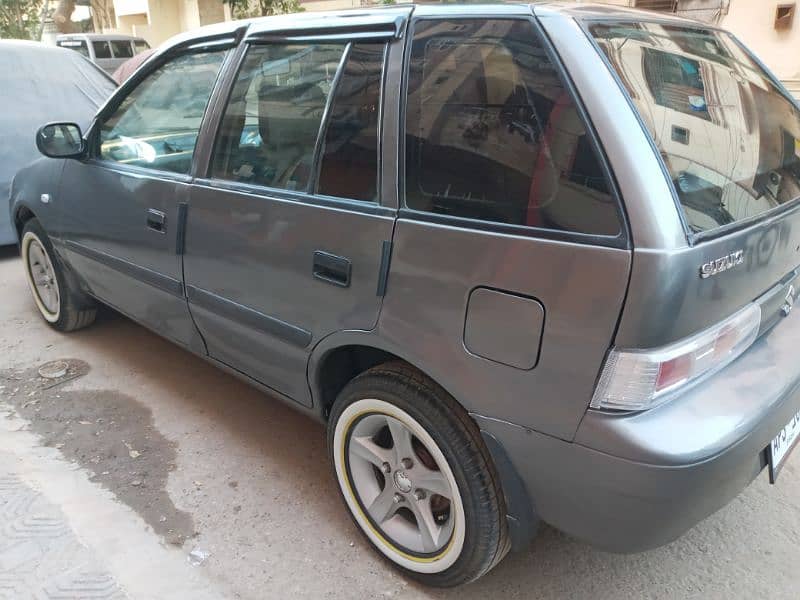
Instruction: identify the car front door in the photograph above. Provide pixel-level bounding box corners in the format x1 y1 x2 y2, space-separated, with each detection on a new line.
59 47 229 346
183 27 399 405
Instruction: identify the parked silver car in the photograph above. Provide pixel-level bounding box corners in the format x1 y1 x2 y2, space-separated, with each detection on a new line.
10 3 800 586
56 33 150 75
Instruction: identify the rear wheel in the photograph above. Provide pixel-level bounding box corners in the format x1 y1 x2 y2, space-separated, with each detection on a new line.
21 219 96 332
328 362 509 587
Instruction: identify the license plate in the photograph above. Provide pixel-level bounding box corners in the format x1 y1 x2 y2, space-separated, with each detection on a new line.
768 409 800 483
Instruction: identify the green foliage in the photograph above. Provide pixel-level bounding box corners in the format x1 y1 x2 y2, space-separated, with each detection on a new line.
0 0 42 40
224 0 304 19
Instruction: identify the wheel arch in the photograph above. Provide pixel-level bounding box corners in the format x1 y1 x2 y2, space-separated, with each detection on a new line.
308 332 539 551
13 204 37 241
15 206 93 308
309 332 456 422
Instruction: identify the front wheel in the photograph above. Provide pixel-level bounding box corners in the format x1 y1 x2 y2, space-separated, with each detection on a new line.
328 362 510 587
21 218 96 332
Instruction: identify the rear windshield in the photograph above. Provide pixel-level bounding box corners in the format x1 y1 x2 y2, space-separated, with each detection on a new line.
590 22 800 234
57 39 89 59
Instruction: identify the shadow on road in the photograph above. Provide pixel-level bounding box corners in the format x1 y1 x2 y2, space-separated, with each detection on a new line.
0 244 19 262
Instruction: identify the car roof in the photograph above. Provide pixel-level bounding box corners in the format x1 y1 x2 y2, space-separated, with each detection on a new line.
0 39 82 56
154 1 702 55
56 33 147 42
533 1 701 24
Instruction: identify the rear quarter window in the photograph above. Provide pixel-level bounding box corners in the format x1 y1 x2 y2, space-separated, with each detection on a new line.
404 19 621 237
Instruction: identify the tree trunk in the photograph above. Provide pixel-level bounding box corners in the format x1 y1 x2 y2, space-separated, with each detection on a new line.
90 0 116 32
52 0 76 33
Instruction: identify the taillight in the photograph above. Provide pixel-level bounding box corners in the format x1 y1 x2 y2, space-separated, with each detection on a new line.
590 303 761 412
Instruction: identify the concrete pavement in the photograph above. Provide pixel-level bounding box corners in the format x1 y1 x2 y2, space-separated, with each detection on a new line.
0 246 799 599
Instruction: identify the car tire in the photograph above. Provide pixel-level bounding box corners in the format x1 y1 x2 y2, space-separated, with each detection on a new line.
328 361 510 587
21 218 97 332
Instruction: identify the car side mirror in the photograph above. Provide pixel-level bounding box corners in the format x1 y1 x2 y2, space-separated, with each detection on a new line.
36 122 85 159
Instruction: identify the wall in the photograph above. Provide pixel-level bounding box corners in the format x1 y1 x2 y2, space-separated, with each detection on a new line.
112 0 229 47
198 0 226 25
115 0 149 16
720 1 800 81
300 0 360 11
116 12 149 36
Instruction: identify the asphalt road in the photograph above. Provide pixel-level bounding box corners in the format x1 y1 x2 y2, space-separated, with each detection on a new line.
1 246 798 599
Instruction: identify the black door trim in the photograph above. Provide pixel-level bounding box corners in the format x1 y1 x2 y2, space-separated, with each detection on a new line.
185 285 313 348
63 240 184 298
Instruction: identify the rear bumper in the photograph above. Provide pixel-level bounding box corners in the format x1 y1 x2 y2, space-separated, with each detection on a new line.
476 306 800 552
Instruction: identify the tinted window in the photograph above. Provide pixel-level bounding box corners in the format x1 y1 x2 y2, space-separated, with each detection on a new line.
405 20 619 236
317 44 385 202
211 44 345 192
110 40 134 59
99 51 226 175
591 23 800 233
93 41 112 59
58 40 89 58
134 40 150 54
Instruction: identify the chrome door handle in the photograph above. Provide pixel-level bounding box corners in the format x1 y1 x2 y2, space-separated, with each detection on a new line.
146 208 166 233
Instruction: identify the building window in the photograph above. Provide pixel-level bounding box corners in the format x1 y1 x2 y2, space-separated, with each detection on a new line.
775 4 796 30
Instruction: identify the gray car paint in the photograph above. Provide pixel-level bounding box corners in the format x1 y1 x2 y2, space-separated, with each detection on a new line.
57 162 199 347
10 2 800 558
475 291 800 552
184 182 396 404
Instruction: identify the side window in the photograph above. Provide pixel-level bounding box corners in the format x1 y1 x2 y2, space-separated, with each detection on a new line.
98 51 227 175
404 20 620 236
210 44 345 192
317 44 385 202
110 40 134 59
93 41 112 59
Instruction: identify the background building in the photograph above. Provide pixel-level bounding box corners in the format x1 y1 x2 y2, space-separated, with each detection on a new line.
39 0 231 47
111 0 230 46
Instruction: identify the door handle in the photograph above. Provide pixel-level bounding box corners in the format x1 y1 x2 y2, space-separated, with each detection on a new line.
146 208 166 233
313 251 351 288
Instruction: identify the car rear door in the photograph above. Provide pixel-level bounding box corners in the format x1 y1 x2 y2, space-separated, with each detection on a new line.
377 15 632 440
58 44 230 347
183 14 408 406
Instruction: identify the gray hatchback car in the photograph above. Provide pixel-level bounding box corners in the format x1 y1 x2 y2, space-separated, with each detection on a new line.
10 2 800 586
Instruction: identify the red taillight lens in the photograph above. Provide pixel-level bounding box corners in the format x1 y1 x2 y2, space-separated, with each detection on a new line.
655 354 691 393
